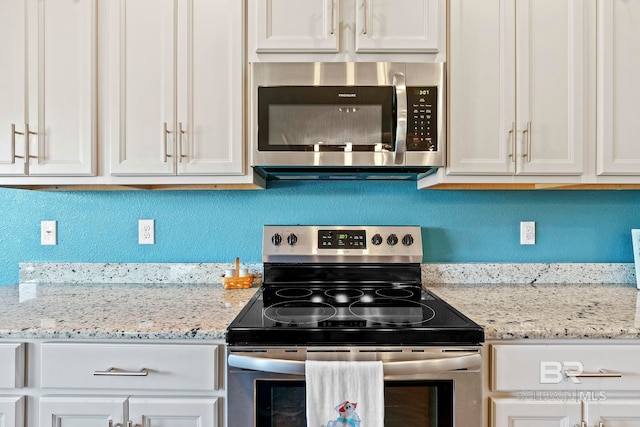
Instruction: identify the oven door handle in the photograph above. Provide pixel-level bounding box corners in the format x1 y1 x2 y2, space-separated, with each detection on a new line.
228 353 481 376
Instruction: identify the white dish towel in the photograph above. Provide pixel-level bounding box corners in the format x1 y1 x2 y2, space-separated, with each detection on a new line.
305 360 384 427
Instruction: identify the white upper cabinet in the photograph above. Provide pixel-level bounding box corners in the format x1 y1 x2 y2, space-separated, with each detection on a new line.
597 0 640 176
107 0 244 177
255 0 339 52
355 0 439 53
0 1 26 176
250 0 441 59
447 0 589 177
0 0 97 177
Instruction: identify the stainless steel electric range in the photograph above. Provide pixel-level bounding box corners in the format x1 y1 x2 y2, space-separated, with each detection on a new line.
226 225 484 427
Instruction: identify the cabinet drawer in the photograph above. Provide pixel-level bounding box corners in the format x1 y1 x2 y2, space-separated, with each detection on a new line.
0 343 25 388
492 344 640 391
41 342 218 390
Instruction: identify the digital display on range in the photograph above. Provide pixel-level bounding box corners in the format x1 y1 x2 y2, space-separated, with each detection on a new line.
318 230 367 249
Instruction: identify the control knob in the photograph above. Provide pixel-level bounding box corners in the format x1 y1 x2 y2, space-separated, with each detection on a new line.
387 234 398 246
271 233 283 246
402 234 414 246
371 233 383 246
287 233 298 246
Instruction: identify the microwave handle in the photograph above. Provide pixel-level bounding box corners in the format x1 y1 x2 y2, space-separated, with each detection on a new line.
228 353 481 377
393 72 407 165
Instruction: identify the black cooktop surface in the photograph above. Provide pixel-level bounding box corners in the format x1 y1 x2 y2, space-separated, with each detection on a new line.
226 285 484 346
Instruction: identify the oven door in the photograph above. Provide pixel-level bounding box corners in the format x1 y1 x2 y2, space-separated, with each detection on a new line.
227 347 482 427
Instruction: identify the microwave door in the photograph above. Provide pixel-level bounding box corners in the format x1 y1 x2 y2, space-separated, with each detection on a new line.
393 72 407 165
256 86 395 158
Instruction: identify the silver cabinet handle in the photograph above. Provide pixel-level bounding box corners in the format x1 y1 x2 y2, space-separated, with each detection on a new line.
522 121 531 162
178 122 187 162
362 0 368 34
162 122 173 163
11 123 37 164
93 367 148 377
228 353 481 377
10 124 20 164
508 122 516 162
393 72 407 165
565 368 622 379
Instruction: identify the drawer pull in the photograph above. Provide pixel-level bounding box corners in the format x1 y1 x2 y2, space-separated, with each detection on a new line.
93 367 149 377
565 368 622 379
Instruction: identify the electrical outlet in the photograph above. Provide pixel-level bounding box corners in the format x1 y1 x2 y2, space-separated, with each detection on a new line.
138 219 155 245
520 221 535 245
41 220 57 245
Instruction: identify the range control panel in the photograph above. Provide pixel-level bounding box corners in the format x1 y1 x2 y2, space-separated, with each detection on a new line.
263 225 423 263
406 86 438 152
318 229 367 249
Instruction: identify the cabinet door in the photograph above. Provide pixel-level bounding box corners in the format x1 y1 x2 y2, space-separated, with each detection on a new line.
129 397 218 427
0 0 28 176
0 397 24 427
586 399 640 426
448 0 516 175
355 0 439 53
176 0 244 175
108 0 177 176
597 0 640 175
491 398 581 427
515 0 587 176
254 0 338 53
26 0 97 176
39 396 126 427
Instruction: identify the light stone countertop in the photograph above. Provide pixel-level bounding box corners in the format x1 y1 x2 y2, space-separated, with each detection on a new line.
1 280 639 341
0 282 258 340
428 282 640 340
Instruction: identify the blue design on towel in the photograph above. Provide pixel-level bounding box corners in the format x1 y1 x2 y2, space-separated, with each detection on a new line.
325 401 362 427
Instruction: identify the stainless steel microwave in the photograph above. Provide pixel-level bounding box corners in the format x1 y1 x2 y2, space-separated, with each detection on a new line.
249 62 445 180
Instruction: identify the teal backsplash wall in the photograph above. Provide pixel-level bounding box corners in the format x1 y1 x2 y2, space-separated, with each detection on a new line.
1 181 639 285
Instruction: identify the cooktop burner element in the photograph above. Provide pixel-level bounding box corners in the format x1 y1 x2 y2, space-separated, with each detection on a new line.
226 225 484 346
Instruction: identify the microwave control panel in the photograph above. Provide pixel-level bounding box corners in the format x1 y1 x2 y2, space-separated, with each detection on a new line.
407 86 438 152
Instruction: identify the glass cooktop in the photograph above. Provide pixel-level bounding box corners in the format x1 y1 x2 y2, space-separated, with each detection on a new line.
226 285 484 346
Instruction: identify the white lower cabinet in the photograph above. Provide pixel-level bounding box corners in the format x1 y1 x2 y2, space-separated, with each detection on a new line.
39 396 127 427
584 399 640 426
0 396 24 427
491 398 581 427
0 343 25 427
39 396 218 427
38 342 223 427
129 397 218 427
490 342 640 427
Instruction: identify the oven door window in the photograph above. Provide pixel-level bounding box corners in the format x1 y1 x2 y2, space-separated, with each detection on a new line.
257 86 395 152
255 380 453 427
